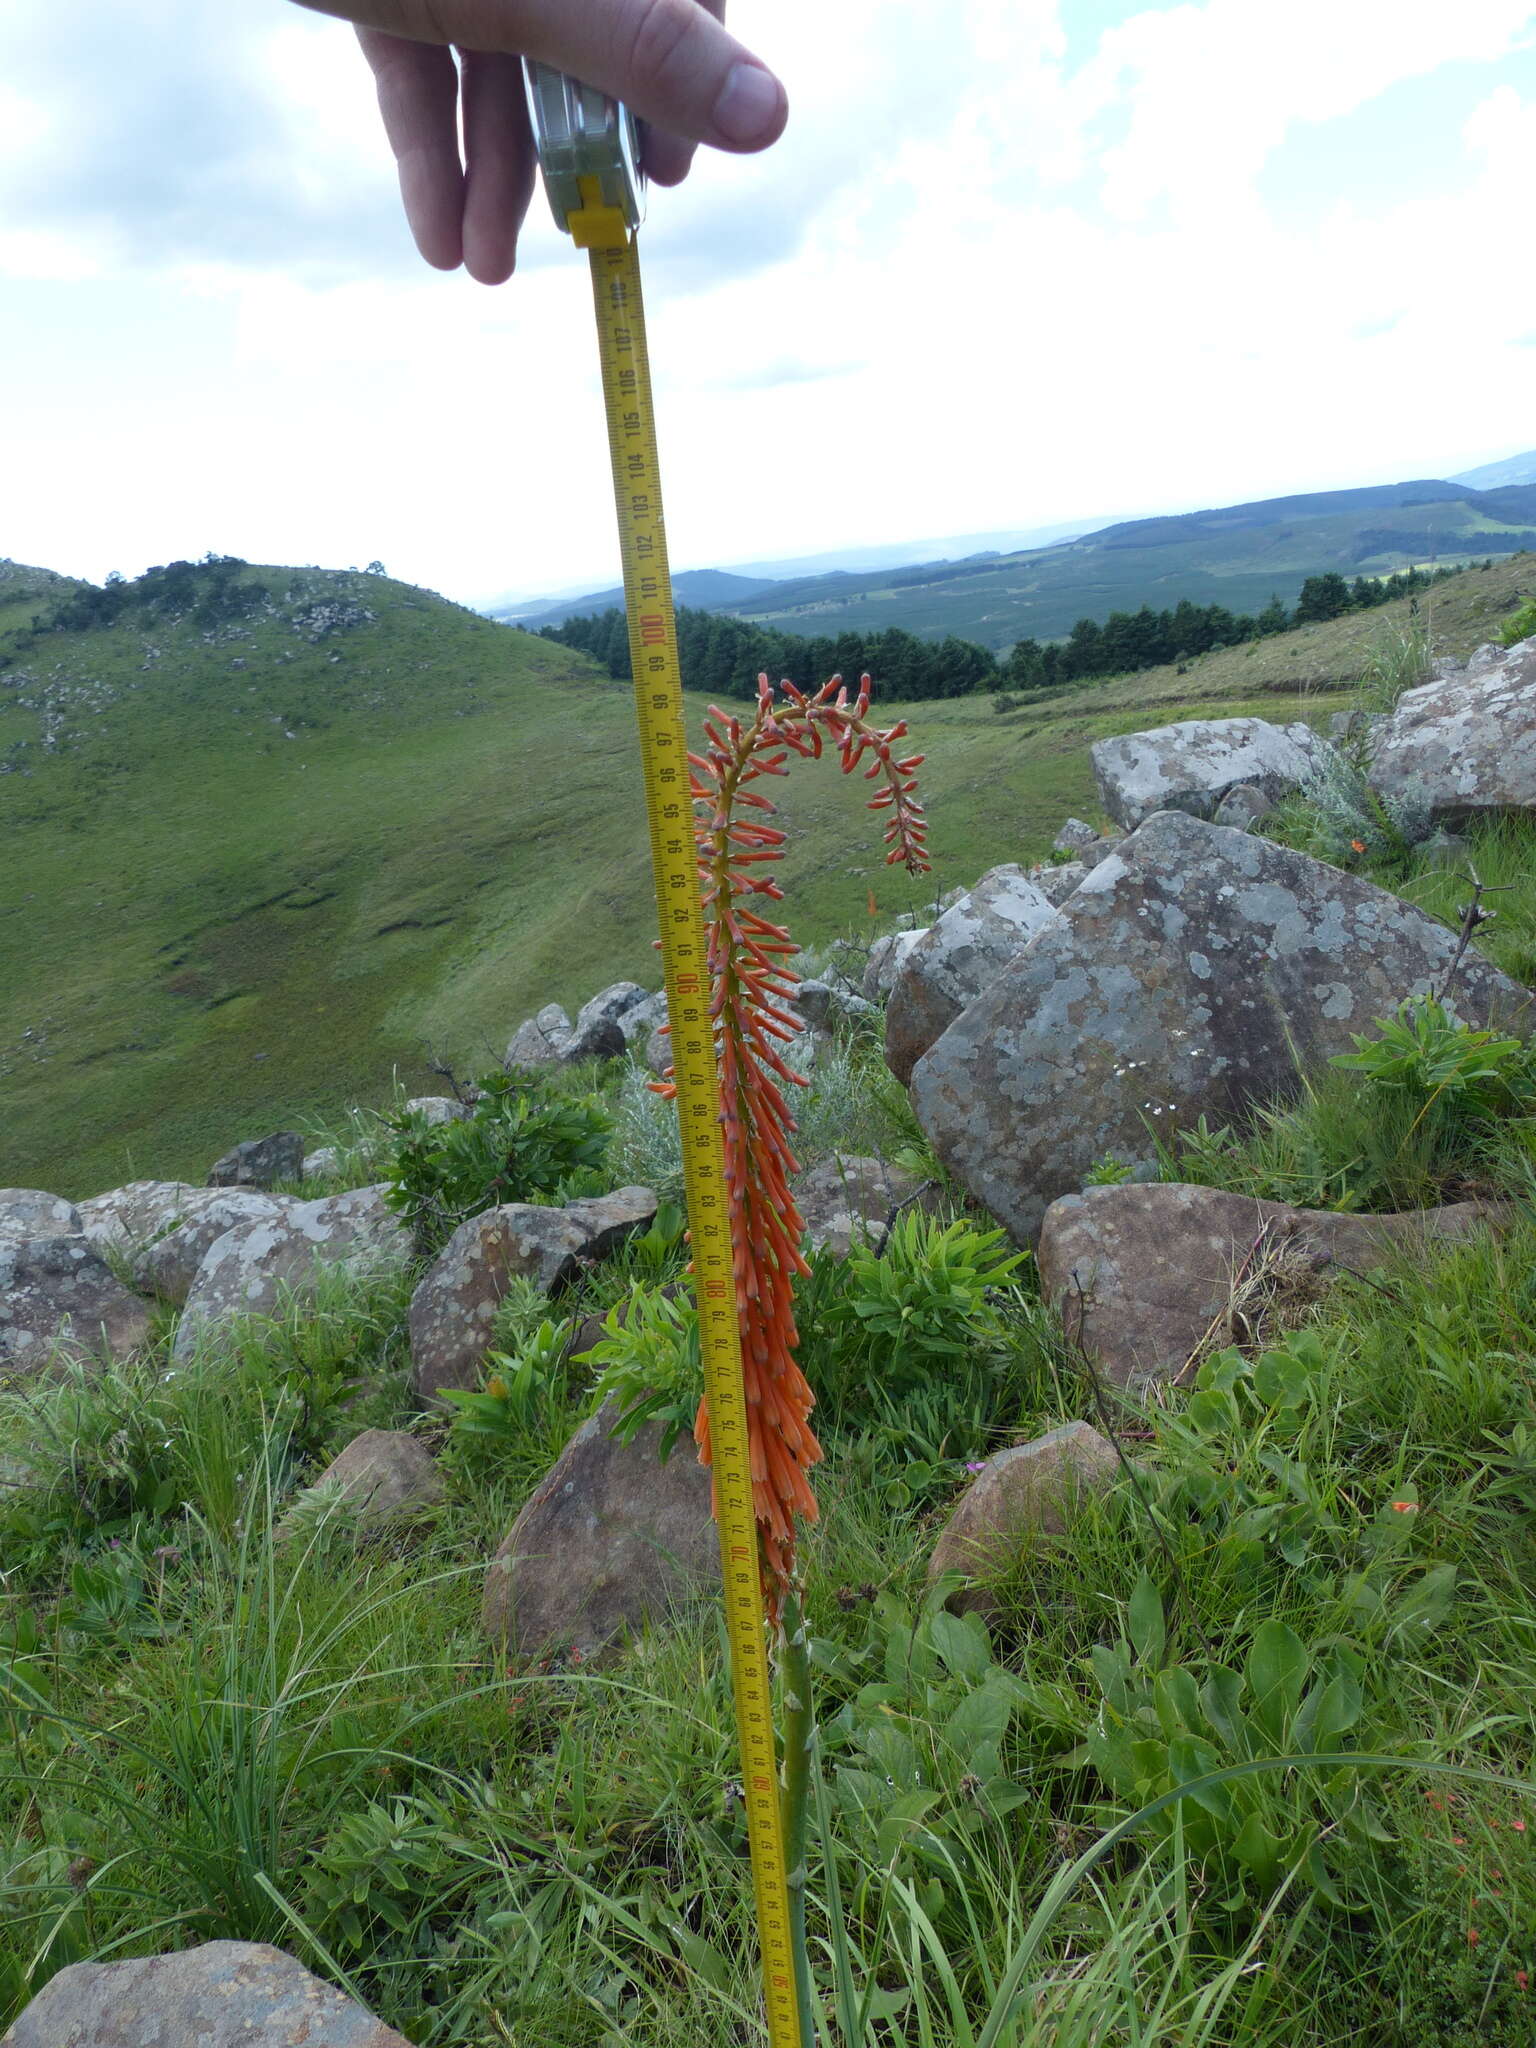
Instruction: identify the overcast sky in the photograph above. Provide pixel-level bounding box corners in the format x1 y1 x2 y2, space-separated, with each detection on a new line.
3 0 1534 607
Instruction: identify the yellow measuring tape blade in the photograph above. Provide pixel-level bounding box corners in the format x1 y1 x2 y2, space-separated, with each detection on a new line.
584 233 805 2048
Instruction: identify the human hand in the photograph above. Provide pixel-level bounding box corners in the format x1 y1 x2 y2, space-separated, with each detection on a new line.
294 1 787 284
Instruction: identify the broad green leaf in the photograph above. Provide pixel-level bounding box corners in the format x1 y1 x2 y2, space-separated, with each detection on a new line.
1128 1575 1166 1668
1388 1562 1457 1643
1231 1809 1288 1888
1253 1346 1312 1410
1152 1665 1201 1740
1291 1672 1362 1754
945 1673 1015 1757
927 1608 993 1682
1198 1666 1249 1756
1245 1621 1309 1744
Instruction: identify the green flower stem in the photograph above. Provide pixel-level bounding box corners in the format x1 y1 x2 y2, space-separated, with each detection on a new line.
778 1587 816 2048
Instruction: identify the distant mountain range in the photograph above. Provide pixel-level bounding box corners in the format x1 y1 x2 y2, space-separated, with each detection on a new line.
496 462 1536 653
1450 449 1536 492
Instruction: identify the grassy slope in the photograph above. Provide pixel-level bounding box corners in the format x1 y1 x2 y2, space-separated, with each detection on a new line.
2 556 1531 1198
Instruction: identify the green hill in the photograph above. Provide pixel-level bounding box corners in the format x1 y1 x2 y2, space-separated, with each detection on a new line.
2 551 1531 1198
705 478 1536 650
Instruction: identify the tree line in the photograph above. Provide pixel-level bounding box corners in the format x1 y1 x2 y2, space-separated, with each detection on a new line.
539 606 996 700
1001 565 1469 689
541 562 1476 701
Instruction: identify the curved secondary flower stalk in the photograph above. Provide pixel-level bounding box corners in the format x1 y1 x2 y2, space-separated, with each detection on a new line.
656 672 929 1615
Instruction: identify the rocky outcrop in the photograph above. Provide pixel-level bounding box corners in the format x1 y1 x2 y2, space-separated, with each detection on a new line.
482 1399 718 1658
506 1002 575 1067
911 810 1532 1245
1032 860 1091 907
796 979 878 1032
506 986 651 1069
132 1191 298 1305
1369 634 1536 822
408 1189 656 1403
0 1942 415 2047
1212 783 1274 831
207 1131 304 1189
1038 1181 1511 1385
174 1185 410 1360
0 1235 151 1379
402 1094 470 1126
927 1422 1120 1617
885 865 1059 1084
76 1180 201 1256
1092 717 1332 831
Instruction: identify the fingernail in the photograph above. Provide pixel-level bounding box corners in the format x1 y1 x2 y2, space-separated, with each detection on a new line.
712 62 784 148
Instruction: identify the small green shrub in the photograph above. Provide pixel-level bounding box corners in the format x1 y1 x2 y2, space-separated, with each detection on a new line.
1500 597 1536 648
382 1071 610 1255
580 1282 701 1457
1331 994 1528 1118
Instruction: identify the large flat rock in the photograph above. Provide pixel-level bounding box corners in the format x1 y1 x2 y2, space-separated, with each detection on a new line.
910 810 1532 1245
0 1941 414 2046
1370 635 1536 821
1092 717 1332 831
1038 1181 1512 1384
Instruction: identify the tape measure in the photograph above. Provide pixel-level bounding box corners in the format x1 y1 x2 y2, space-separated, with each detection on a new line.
525 63 805 2048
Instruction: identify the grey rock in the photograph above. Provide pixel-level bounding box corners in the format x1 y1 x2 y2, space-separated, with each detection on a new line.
482 1398 718 1657
561 1185 659 1259
409 1204 590 1404
1053 817 1103 856
795 1153 927 1257
1032 859 1091 907
208 1131 305 1189
0 1190 82 1244
506 1002 573 1067
0 1941 414 2047
303 1145 342 1179
281 1429 443 1537
885 865 1060 1085
76 1180 201 1256
1369 635 1536 822
402 1095 470 1126
561 1014 627 1063
1092 717 1333 830
1212 782 1275 832
911 810 1533 1246
797 978 878 1031
1039 1181 1512 1386
622 988 669 1047
862 928 927 1002
0 1236 151 1380
175 1185 410 1360
573 982 651 1052
133 1191 298 1306
927 1422 1119 1616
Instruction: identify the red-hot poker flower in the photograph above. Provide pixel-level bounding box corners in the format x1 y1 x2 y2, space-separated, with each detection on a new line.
656 674 929 1616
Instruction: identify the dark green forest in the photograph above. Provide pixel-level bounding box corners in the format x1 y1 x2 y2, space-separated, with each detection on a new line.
540 564 1470 700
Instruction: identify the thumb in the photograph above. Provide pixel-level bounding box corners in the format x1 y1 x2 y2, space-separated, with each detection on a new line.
298 1 787 153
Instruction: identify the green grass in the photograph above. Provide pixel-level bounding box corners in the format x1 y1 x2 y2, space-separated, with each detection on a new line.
3 554 1532 1198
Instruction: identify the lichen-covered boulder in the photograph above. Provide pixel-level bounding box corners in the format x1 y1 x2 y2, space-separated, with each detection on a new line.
1031 859 1092 908
402 1095 470 1126
408 1189 656 1404
911 810 1533 1246
796 979 878 1031
482 1399 718 1657
0 1190 82 1243
570 982 652 1059
1369 635 1536 822
1091 717 1332 831
1 1236 151 1380
1053 817 1103 856
76 1180 201 1256
885 865 1059 1084
133 1190 300 1306
862 928 927 1001
207 1131 305 1189
795 1153 926 1257
174 1185 410 1359
927 1422 1119 1617
1212 783 1274 831
0 1941 414 2047
1038 1181 1512 1385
